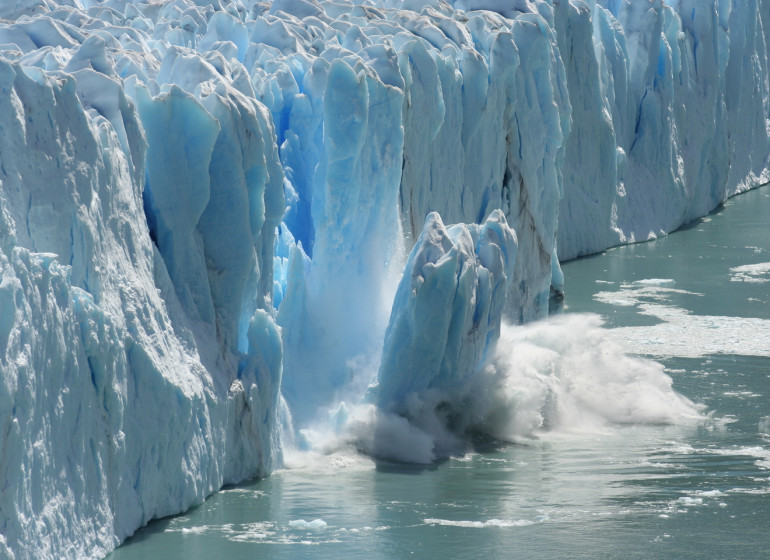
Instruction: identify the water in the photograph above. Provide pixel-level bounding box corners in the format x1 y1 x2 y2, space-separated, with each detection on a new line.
108 186 770 560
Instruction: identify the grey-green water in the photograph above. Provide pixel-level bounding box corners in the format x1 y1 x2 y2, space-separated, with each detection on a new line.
109 187 770 560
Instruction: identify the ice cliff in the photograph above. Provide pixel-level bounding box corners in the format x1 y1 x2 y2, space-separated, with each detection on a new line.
0 0 768 558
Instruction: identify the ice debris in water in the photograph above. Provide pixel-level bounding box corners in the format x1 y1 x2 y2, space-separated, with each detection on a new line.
289 519 328 531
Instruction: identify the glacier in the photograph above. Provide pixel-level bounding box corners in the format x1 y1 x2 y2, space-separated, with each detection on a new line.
0 0 768 558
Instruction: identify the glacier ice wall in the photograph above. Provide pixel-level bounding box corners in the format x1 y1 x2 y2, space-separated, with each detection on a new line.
0 15 285 560
556 0 770 258
0 0 768 558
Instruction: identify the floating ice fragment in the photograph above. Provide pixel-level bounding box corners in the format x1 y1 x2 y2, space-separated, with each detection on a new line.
729 262 770 283
289 519 328 531
423 518 535 528
633 278 676 286
677 497 703 506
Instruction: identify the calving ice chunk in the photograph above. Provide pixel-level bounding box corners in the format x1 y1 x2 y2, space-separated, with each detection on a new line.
0 0 768 559
377 210 517 415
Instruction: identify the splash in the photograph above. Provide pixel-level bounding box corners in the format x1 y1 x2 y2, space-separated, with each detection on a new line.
474 314 705 440
283 313 704 465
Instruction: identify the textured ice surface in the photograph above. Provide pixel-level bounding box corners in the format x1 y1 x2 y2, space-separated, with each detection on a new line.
0 0 769 558
377 210 517 414
0 11 284 560
556 0 770 259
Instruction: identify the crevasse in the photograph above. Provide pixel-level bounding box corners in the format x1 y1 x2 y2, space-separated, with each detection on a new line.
0 0 768 558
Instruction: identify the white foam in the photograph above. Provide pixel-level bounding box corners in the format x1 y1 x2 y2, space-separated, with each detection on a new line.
290 404 438 465
423 518 535 528
595 284 770 357
693 490 725 498
730 262 770 283
476 314 704 441
179 526 209 535
666 444 770 470
677 497 703 506
289 519 328 531
723 391 761 398
633 278 676 286
287 314 704 463
279 447 376 473
726 487 770 495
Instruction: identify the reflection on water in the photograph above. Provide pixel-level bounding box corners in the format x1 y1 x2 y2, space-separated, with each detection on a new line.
108 187 770 560
111 422 770 560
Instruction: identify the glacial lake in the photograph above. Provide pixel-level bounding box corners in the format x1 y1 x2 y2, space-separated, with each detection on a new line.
108 185 770 560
